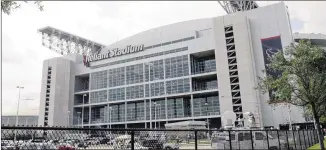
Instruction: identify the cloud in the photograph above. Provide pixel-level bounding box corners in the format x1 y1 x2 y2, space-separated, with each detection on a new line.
257 1 326 34
2 1 326 116
2 1 102 115
285 1 326 34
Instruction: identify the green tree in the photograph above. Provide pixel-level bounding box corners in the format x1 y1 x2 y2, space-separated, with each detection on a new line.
1 1 43 15
303 105 326 124
257 40 326 150
321 116 326 124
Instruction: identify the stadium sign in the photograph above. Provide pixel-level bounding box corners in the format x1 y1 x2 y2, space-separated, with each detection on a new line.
83 44 144 67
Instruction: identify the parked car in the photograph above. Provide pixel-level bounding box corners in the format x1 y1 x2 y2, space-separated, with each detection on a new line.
107 139 115 146
19 139 56 150
112 135 147 149
163 141 180 150
139 139 163 150
220 131 289 150
1 142 15 150
68 139 88 148
56 143 76 150
139 138 180 150
84 138 100 145
99 137 111 144
123 140 149 150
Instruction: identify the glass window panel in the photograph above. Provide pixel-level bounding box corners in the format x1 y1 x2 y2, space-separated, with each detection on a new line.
108 87 125 101
90 90 107 104
126 85 144 99
165 78 190 95
90 70 108 90
165 55 189 79
108 67 125 87
126 64 144 85
150 81 165 97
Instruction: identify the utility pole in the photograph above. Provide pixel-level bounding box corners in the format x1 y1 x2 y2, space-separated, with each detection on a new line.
14 88 33 142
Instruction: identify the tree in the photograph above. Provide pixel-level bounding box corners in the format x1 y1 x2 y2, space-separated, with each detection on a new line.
303 105 326 124
321 115 326 124
257 40 326 150
1 1 43 15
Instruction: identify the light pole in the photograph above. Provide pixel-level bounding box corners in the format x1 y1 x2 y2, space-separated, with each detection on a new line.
77 112 81 126
82 94 87 127
205 102 209 129
15 86 34 142
25 117 29 126
109 107 112 128
15 86 24 128
145 62 154 129
205 102 210 140
158 104 161 129
145 62 154 82
288 104 292 130
109 106 112 135
67 111 70 127
154 102 157 129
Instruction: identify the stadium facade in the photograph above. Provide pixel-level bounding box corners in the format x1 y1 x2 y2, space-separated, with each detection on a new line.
38 2 325 129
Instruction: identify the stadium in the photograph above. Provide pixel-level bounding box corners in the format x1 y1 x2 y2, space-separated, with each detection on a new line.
37 2 326 130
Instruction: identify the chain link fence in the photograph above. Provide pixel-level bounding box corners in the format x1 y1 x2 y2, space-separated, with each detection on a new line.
1 126 319 150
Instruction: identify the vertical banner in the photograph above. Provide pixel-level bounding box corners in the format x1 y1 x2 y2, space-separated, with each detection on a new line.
83 55 90 67
261 35 283 99
261 35 283 77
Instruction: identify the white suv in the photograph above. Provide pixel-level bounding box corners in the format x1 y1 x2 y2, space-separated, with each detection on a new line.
214 131 288 150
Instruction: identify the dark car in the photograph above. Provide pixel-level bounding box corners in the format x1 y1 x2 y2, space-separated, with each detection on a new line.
140 139 164 150
72 139 88 148
1 142 15 150
99 137 111 144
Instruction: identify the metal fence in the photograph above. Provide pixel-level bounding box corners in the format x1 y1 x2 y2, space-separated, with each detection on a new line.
1 126 320 150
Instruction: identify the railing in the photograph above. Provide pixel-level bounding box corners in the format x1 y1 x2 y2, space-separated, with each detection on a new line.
1 126 319 150
191 60 217 75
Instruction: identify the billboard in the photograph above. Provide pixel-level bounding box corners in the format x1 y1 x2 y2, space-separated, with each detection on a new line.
261 35 283 99
261 35 283 77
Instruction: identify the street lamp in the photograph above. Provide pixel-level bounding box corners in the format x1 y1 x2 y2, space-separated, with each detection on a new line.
157 104 161 129
205 102 210 140
67 111 70 127
154 102 157 129
109 107 113 128
146 62 153 129
15 86 24 128
145 62 154 82
25 117 29 126
288 104 292 130
77 112 81 126
15 86 34 141
205 102 209 129
82 94 87 127
109 107 112 135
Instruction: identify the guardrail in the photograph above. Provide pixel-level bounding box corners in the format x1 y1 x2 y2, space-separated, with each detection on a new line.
1 126 319 150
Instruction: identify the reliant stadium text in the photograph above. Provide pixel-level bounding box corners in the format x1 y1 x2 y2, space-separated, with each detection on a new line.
85 45 144 63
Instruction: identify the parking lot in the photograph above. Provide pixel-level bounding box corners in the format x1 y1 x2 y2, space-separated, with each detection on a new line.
1 126 320 150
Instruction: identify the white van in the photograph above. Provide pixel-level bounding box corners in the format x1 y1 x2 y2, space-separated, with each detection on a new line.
214 131 289 150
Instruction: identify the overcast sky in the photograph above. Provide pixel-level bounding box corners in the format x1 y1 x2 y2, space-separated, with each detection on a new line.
2 1 326 116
